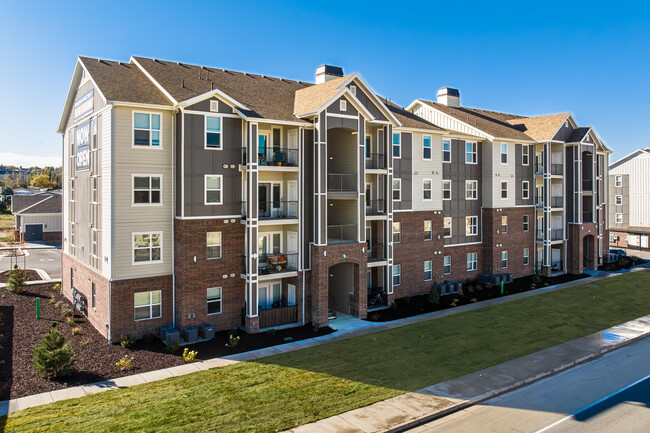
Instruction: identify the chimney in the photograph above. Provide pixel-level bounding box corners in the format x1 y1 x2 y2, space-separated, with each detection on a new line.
315 65 344 84
437 87 460 108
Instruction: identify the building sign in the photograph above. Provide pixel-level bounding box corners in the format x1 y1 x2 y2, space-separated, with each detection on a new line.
75 121 91 171
73 89 94 123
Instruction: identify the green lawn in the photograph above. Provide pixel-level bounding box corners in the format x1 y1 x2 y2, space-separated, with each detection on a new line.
4 270 650 432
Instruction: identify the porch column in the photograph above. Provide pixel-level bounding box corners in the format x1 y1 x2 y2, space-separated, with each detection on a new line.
245 121 260 333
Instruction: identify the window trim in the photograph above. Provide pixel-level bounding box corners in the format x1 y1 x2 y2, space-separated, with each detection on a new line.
209 100 219 112
466 216 478 236
465 141 477 164
132 174 163 206
615 175 622 187
204 174 223 205
206 231 222 260
392 264 401 286
467 252 478 271
90 228 99 259
423 179 432 201
522 180 530 200
443 179 452 200
90 176 99 204
424 260 433 281
465 180 478 200
523 248 530 265
424 219 432 241
132 231 163 265
132 111 162 149
392 178 401 202
365 134 371 159
501 181 508 199
207 287 222 315
523 215 530 232
442 139 451 163
392 221 401 244
615 213 623 224
392 132 401 159
444 216 452 238
501 215 508 234
423 135 432 160
615 195 622 205
501 250 509 269
522 144 529 165
350 85 357 96
134 290 162 321
500 142 508 164
340 99 347 112
204 114 223 150
443 255 452 275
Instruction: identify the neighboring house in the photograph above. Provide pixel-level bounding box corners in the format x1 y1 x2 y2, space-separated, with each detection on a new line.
57 56 612 343
11 191 62 244
608 148 650 250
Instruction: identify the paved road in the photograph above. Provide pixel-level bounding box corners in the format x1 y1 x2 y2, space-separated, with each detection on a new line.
0 247 61 279
410 336 650 433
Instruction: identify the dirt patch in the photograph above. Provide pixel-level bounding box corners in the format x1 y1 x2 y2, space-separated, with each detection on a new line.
1 283 333 400
0 269 41 283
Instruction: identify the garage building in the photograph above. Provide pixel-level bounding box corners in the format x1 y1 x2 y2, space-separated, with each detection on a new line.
12 191 62 244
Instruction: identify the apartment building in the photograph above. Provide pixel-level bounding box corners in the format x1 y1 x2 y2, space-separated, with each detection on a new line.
58 57 611 342
608 147 650 250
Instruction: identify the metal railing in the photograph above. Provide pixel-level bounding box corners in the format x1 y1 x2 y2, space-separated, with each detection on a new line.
327 174 357 192
551 229 563 241
365 153 386 170
241 147 299 167
367 243 385 262
536 230 544 241
365 199 386 216
551 163 563 175
582 179 593 190
551 196 563 208
535 196 544 207
535 163 544 175
583 211 593 223
328 224 357 244
258 252 298 274
258 201 298 219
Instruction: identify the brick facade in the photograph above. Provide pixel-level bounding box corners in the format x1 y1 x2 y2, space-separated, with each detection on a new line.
43 231 62 245
567 223 599 274
482 207 535 278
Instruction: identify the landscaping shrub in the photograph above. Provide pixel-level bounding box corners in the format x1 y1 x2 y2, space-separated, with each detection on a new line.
51 283 61 292
6 264 26 293
120 335 135 349
115 355 133 371
427 288 440 305
166 341 180 354
71 327 80 336
48 294 56 304
226 334 240 348
32 322 75 378
182 348 197 362
66 317 75 327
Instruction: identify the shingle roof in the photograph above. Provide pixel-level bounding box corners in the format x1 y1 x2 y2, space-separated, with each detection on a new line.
381 99 446 132
505 113 570 142
566 127 591 143
293 75 351 116
79 57 171 106
12 194 62 214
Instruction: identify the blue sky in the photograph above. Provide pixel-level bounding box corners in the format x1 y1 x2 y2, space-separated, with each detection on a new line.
0 0 648 166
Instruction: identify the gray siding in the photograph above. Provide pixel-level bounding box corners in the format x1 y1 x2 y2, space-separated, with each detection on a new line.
349 85 386 121
187 97 234 114
515 144 534 206
609 174 629 227
394 132 412 211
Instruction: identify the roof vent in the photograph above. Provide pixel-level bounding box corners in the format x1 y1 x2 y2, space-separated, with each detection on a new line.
316 65 344 84
437 87 460 108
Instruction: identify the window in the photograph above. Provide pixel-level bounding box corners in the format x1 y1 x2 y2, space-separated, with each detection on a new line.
501 251 509 268
133 232 162 264
423 136 432 160
92 117 98 149
133 112 161 147
207 287 222 315
443 140 451 162
615 195 622 205
393 133 401 158
424 260 433 281
522 144 529 165
134 290 162 320
205 116 222 149
392 222 401 243
615 175 622 187
423 179 432 200
205 175 223 205
443 180 451 200
340 100 347 111
523 215 529 231
522 181 529 200
501 216 508 233
133 176 161 205
443 256 451 275
424 220 432 240
365 135 371 158
501 181 508 199
465 180 478 200
350 85 357 96
210 100 219 112
207 232 222 259
466 216 478 236
466 141 477 164
615 213 623 223
500 142 508 164
70 179 75 201
91 229 98 257
393 265 401 286
467 252 477 271
523 248 530 265
392 178 401 201
91 176 98 203
91 283 96 308
444 217 452 238
70 268 74 289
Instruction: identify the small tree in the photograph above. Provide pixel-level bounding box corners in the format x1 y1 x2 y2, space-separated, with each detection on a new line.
30 174 53 189
33 322 75 378
6 264 26 293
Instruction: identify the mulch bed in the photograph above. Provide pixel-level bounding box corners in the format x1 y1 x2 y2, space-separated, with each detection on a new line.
366 273 588 323
599 256 648 272
0 269 41 283
0 283 333 401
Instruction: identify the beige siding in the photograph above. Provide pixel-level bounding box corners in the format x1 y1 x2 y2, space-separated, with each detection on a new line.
483 140 516 208
100 109 112 278
21 214 62 232
410 132 443 210
610 152 650 227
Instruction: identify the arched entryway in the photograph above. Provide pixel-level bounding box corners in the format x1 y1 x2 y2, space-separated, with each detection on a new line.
328 262 355 315
583 235 595 269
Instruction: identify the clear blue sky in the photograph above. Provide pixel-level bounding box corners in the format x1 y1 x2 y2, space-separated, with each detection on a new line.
0 0 648 166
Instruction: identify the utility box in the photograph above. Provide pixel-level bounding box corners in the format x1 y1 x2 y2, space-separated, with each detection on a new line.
165 329 180 346
199 324 214 340
183 327 198 343
160 326 175 340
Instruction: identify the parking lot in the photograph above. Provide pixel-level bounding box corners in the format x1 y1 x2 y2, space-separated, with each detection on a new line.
0 247 61 279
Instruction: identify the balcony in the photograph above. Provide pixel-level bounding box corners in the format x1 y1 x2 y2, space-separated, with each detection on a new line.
367 287 387 310
551 260 563 271
259 305 298 328
366 199 386 216
328 224 357 244
243 253 298 276
535 163 544 176
535 196 544 208
241 147 298 167
551 229 563 241
367 243 386 262
536 230 544 241
327 174 356 192
258 201 298 219
582 179 593 191
365 153 386 170
551 196 563 208
551 163 563 175
582 211 593 223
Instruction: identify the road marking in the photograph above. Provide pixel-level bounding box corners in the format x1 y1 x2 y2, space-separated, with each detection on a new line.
533 372 650 433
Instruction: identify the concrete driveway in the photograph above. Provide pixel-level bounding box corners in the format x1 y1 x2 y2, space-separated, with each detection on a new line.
0 247 61 279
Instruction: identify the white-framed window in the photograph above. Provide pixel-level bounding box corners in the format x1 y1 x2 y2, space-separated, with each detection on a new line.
615 195 622 205
522 181 529 200
444 217 452 238
205 116 222 149
133 175 161 205
523 215 530 232
365 135 371 158
207 287 222 315
393 264 401 286
501 216 508 233
501 251 508 268
423 179 432 200
133 232 162 264
465 141 477 164
615 213 623 223
91 176 98 203
340 100 347 112
91 229 98 258
443 140 451 162
133 112 161 147
610 233 618 242
443 180 451 200
500 142 508 164
615 175 622 187
205 175 223 205
424 260 433 281
392 178 401 201
70 222 76 251
134 290 162 321
393 133 401 158
207 231 222 259
522 144 529 165
350 85 357 96
501 181 508 199
423 136 432 160
392 221 401 243
467 252 477 271
210 100 219 112
443 256 452 275
523 248 530 265
466 216 478 236
70 179 75 201
424 220 432 241
465 180 478 200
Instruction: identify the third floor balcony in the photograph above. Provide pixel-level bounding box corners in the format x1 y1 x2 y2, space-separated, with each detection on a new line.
365 153 386 170
327 174 357 192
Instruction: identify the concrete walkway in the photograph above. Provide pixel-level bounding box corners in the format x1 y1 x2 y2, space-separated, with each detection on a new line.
1 266 648 417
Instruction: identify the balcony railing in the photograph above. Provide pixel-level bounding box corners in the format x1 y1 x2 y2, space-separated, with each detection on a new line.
327 174 357 192
551 229 563 241
259 201 298 219
328 224 357 244
536 230 544 241
535 196 544 207
535 163 544 176
365 153 386 170
258 252 298 275
551 261 563 271
551 196 563 208
582 179 593 190
367 243 385 262
365 199 386 216
583 211 593 223
551 163 563 175
242 147 298 167
259 305 298 328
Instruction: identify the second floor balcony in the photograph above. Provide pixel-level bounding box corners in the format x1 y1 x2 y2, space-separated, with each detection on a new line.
328 224 357 244
241 201 298 220
328 174 357 192
242 253 298 276
365 153 386 170
241 147 298 167
551 196 563 208
367 243 386 262
551 229 563 241
365 199 386 216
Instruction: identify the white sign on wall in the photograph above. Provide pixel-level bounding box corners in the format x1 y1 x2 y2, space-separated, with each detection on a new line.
73 89 94 123
75 121 91 171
